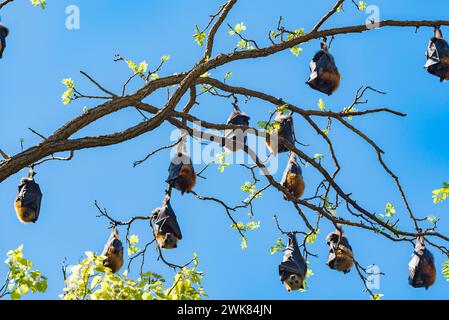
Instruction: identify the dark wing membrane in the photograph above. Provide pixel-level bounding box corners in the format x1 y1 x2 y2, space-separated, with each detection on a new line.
227 109 250 126
153 202 183 240
101 230 115 256
425 38 449 80
408 238 435 288
166 154 189 184
279 234 307 277
274 114 295 152
281 155 301 186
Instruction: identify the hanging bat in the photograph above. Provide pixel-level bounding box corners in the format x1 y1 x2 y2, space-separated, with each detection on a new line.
266 113 295 155
307 41 341 95
152 194 183 250
0 23 8 60
166 137 196 194
408 237 436 289
101 226 124 274
326 228 354 274
425 27 449 82
224 102 250 152
279 233 307 292
14 171 42 224
281 153 305 200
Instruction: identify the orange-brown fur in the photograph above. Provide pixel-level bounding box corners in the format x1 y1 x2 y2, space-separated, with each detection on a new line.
266 135 275 154
14 200 36 223
333 245 354 273
285 173 305 200
319 68 341 94
265 126 284 154
439 54 449 80
281 272 305 292
156 232 179 250
419 259 437 288
104 246 123 274
175 164 196 193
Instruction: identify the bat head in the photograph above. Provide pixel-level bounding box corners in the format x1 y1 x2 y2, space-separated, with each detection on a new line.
156 232 179 249
281 272 304 292
14 201 37 224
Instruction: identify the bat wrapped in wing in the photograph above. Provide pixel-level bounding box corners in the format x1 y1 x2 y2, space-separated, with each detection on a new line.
408 237 436 289
307 41 341 95
152 194 183 250
0 23 9 60
224 102 250 152
14 171 42 224
101 226 124 274
166 136 196 194
424 27 449 82
266 112 295 155
279 233 307 292
281 153 305 200
326 228 354 274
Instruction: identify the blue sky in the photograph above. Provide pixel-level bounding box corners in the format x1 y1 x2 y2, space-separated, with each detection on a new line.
0 0 449 300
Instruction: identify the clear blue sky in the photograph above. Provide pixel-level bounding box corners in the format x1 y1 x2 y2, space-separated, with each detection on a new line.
0 0 449 300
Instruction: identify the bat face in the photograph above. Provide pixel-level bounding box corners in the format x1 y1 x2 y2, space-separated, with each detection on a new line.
281 272 304 291
156 232 179 250
14 201 37 223
284 172 305 200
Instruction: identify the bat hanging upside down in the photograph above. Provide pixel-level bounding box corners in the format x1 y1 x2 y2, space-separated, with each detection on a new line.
409 237 436 290
265 113 295 155
425 27 449 81
279 233 307 292
307 40 341 96
281 153 305 200
166 153 197 195
326 228 354 274
14 173 42 224
102 227 124 274
152 194 183 250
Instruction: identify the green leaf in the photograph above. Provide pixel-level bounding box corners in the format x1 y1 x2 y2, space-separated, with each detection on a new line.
30 0 46 9
358 1 367 10
193 25 207 46
318 99 326 111
433 182 449 204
